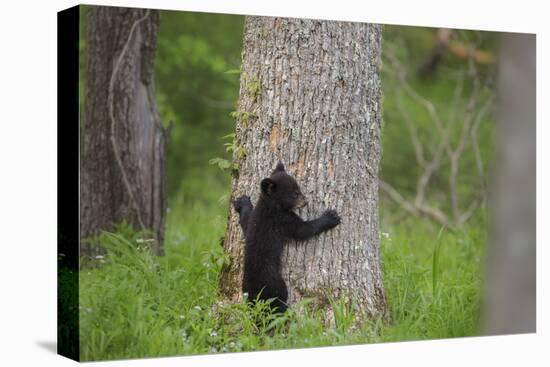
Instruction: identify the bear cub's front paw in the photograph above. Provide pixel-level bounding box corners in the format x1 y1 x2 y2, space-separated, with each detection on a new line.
233 195 252 213
322 209 341 228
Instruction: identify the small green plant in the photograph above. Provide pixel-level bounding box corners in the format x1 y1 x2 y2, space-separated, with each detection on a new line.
432 225 447 296
259 28 268 40
246 75 260 103
202 248 230 272
209 134 246 173
328 296 355 334
222 133 247 160
223 68 241 75
209 157 237 171
241 72 261 103
229 110 257 127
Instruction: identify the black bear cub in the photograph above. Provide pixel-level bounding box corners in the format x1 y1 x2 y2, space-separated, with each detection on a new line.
233 162 341 313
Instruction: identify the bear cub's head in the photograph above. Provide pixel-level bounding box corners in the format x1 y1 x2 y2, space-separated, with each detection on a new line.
260 162 307 211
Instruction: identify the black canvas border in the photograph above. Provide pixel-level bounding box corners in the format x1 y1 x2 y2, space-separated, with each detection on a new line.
57 4 80 361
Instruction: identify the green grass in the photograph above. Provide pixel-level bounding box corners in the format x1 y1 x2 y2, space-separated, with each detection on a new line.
379 217 484 340
79 194 485 361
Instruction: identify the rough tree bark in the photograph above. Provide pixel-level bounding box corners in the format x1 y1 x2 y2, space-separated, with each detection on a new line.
219 17 388 319
482 33 536 334
81 6 168 257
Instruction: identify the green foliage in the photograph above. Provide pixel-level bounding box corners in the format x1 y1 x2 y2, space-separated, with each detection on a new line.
80 194 229 360
223 68 241 75
243 73 261 103
222 133 247 160
259 27 268 40
328 296 355 334
153 10 244 198
230 110 257 127
432 225 447 295
208 157 235 171
379 215 484 339
209 133 246 173
381 26 496 215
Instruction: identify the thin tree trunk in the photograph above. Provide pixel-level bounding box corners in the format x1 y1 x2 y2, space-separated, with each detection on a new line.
482 33 536 334
219 17 388 320
81 6 167 257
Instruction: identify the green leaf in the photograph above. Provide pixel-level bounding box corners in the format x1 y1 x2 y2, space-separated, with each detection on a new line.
209 157 231 170
432 225 447 296
223 69 241 75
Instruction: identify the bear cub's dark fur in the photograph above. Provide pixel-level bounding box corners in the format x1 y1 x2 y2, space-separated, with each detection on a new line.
233 162 341 313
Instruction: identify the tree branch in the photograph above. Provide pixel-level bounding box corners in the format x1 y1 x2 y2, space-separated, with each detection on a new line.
379 180 451 228
381 33 493 227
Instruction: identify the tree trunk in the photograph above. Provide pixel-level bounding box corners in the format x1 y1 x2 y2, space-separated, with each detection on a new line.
482 33 536 334
219 17 387 320
81 6 167 257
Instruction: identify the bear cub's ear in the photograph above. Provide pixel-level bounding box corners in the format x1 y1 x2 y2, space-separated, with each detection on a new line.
274 162 285 172
261 178 276 195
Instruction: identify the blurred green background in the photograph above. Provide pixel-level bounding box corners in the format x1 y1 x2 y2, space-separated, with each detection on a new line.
78 8 497 360
154 11 243 202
